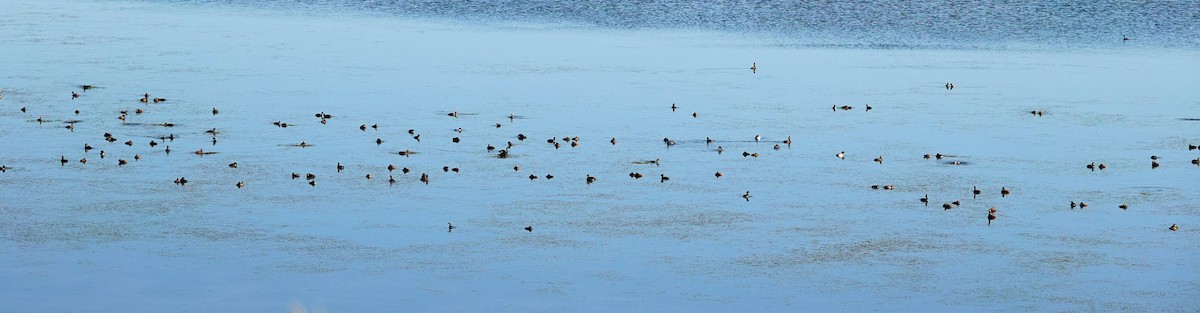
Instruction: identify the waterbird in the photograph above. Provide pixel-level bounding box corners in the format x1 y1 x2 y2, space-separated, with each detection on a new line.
420 174 430 184
388 175 396 184
60 156 67 166
402 167 410 174
448 111 457 117
524 226 533 232
292 173 300 179
376 138 383 145
133 154 140 161
236 181 244 189
587 175 596 184
1119 204 1128 210
920 194 928 206
716 146 723 154
228 162 238 168
337 163 344 172
743 191 752 201
1079 202 1089 208
671 103 678 111
865 104 872 111
79 158 87 164
610 138 617 145
754 135 761 142
1071 201 1076 209
883 185 895 190
836 151 845 159
1087 162 1095 171
715 171 723 178
660 174 669 183
529 174 538 180
1169 224 1178 231
309 180 316 186
692 112 698 118
988 207 997 226
544 174 552 179
388 164 396 172
72 92 78 99
773 144 780 150
1098 164 1106 170
750 63 757 73
1001 187 1010 197
212 107 218 115
448 223 455 232
943 203 953 210
783 136 792 145
306 173 316 180
973 186 981 198
100 151 106 158
365 173 373 180
874 155 883 164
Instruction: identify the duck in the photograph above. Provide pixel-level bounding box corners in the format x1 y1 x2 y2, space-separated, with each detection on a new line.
133 154 140 161
671 103 678 111
124 140 133 146
659 174 669 183
388 175 396 184
212 107 219 115
528 174 538 180
306 173 316 180
517 133 526 141
923 154 932 159
291 173 300 179
513 165 519 172
1000 187 1010 197
943 203 953 210
360 124 367 131
920 194 928 206
987 207 997 226
448 223 456 232
883 185 895 190
743 191 752 201
388 164 396 172
228 162 238 169
545 174 553 179
783 136 792 145
452 137 460 143
716 146 723 154
376 138 383 145
1079 202 1089 208
413 134 420 142
497 150 509 158
706 137 714 144
149 141 158 147
714 171 723 178
72 92 79 99
100 151 106 158
1169 224 1178 231
487 144 495 151
865 104 872 111
973 186 981 198
754 135 761 142
398 150 412 157
420 173 429 184
1087 162 1095 170
1070 201 1076 209
403 167 411 174
79 158 87 164
118 159 127 166
610 138 617 145
773 144 780 150
1098 164 1107 170
524 226 533 232
874 155 883 164
586 175 596 184
365 173 373 180
337 163 344 172
309 180 316 187
836 151 845 159
952 200 961 206
152 98 166 103
447 111 458 117
236 181 245 189
692 112 698 118
443 166 450 172
1119 204 1128 210
750 63 757 73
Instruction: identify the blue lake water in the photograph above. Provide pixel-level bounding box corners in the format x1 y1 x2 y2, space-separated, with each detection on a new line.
1 0 1198 311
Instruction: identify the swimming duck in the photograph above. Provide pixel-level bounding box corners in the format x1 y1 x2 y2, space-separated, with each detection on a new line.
1119 204 1128 210
1169 224 1178 231
228 162 238 168
212 108 218 115
236 181 245 189
337 163 344 172
60 156 68 165
524 226 533 232
376 138 383 145
988 207 997 226
610 138 617 145
920 194 928 206
874 155 883 164
836 151 845 159
714 171 723 178
72 92 79 99
671 103 678 111
743 191 752 201
754 135 761 142
659 174 669 183
973 186 981 198
1001 187 1010 197
586 175 596 184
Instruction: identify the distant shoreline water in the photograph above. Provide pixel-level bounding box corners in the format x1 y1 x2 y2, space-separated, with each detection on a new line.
148 0 1200 51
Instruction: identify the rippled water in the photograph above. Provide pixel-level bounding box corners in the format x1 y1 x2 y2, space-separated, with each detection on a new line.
158 0 1200 50
0 0 1198 312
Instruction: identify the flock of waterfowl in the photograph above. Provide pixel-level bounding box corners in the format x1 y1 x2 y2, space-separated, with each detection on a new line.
0 65 1191 233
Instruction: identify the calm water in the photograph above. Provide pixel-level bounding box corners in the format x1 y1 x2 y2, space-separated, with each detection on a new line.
1 0 1198 312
